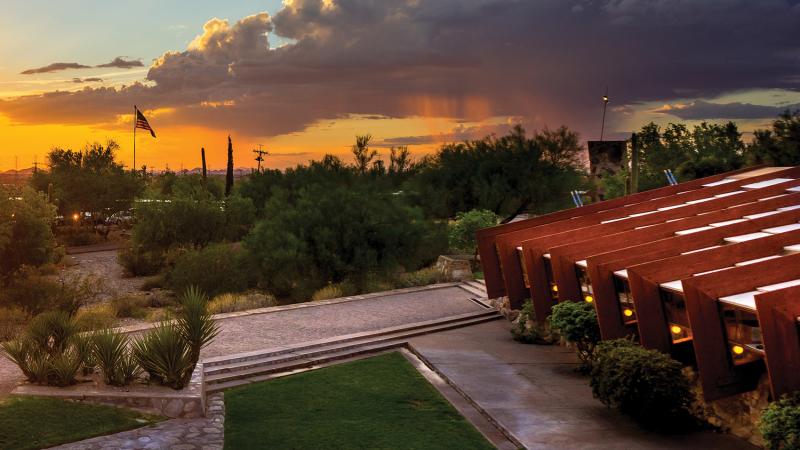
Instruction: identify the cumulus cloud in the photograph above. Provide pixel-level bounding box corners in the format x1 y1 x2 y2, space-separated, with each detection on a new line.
20 62 91 74
96 57 144 69
3 0 800 139
655 100 800 120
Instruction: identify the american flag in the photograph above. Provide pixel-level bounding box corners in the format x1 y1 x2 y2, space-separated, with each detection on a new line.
135 107 156 138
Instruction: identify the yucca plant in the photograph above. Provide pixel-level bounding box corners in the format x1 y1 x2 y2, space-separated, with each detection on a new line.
93 329 131 386
27 311 78 355
49 347 82 387
1 338 36 381
73 332 96 376
117 351 143 386
132 322 194 390
178 286 219 384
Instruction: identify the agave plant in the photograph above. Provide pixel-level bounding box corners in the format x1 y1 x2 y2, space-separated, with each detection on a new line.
132 322 194 390
178 286 219 384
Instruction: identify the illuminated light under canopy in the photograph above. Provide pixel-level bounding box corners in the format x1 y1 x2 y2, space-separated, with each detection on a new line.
671 325 682 335
584 295 594 303
551 284 558 292
623 308 634 317
732 345 745 355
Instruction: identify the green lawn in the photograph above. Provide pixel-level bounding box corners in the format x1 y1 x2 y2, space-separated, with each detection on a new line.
0 396 161 450
225 352 496 450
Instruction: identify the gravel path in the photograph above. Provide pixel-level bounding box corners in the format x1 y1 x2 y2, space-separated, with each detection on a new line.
47 393 225 450
203 285 482 358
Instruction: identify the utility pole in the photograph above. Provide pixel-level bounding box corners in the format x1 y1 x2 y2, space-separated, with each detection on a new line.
630 132 640 194
252 144 268 172
32 155 38 174
600 87 609 141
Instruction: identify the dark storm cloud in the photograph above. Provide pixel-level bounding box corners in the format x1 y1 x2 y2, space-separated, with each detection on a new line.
656 100 800 120
2 1 799 137
20 62 91 74
96 57 144 69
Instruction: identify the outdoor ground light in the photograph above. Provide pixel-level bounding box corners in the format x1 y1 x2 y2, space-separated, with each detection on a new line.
584 295 594 303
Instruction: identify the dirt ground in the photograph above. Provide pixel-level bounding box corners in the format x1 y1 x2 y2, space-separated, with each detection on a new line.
63 249 146 301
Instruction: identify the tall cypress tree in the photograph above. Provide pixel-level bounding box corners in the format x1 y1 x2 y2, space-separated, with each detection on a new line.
201 147 207 186
225 136 234 197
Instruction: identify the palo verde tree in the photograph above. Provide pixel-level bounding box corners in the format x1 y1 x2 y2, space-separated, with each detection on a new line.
745 109 800 167
30 140 143 217
0 186 58 277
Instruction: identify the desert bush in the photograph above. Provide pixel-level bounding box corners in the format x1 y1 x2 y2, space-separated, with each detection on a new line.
132 322 194 390
511 299 553 344
549 301 601 371
132 196 226 252
166 244 251 298
0 306 30 342
75 304 117 331
93 329 140 386
110 295 149 319
57 227 101 247
223 195 257 241
141 275 165 291
760 392 800 450
393 266 444 289
448 209 498 253
0 269 103 316
591 339 693 428
208 292 276 313
0 186 58 277
118 246 165 276
311 284 344 302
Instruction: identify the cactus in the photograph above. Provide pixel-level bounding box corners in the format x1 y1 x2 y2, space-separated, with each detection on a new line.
225 137 234 197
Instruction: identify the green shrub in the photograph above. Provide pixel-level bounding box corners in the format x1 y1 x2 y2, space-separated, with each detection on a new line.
0 186 58 277
110 295 149 319
132 322 194 390
312 284 344 301
549 301 601 371
166 244 251 298
117 246 165 277
208 292 277 313
448 209 498 253
0 306 30 342
590 339 693 428
48 347 83 387
93 329 140 386
760 392 800 450
511 299 553 344
57 227 101 247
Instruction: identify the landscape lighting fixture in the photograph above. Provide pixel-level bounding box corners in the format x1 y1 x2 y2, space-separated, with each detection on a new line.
623 308 634 317
671 325 682 335
584 295 594 303
732 345 745 356
72 213 79 222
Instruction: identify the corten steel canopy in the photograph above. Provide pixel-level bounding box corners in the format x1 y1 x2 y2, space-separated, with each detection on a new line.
547 181 800 306
491 167 800 310
477 165 800 401
756 285 800 399
515 190 800 321
625 229 800 353
586 207 800 342
476 165 767 299
681 254 800 400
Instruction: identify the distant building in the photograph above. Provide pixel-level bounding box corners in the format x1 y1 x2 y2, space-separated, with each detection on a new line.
477 166 800 401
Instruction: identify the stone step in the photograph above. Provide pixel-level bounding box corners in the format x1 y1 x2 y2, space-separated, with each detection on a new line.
203 314 501 389
203 309 499 369
204 348 399 394
460 283 487 298
203 313 498 378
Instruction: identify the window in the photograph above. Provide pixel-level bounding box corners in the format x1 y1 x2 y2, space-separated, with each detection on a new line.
720 305 764 366
661 290 692 344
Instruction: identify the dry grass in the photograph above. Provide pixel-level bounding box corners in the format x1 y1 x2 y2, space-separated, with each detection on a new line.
208 292 277 314
74 304 117 331
311 284 344 302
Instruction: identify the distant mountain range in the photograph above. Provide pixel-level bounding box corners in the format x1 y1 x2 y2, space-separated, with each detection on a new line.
0 167 34 185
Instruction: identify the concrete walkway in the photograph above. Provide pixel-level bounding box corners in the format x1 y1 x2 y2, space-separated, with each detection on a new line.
409 320 757 450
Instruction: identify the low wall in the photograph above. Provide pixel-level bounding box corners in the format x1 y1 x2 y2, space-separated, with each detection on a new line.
436 255 474 282
12 363 206 419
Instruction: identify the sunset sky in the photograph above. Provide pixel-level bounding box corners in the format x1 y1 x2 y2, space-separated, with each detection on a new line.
1 0 799 171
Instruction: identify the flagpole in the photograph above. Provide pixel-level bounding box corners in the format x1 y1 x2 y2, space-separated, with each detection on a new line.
133 105 137 175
